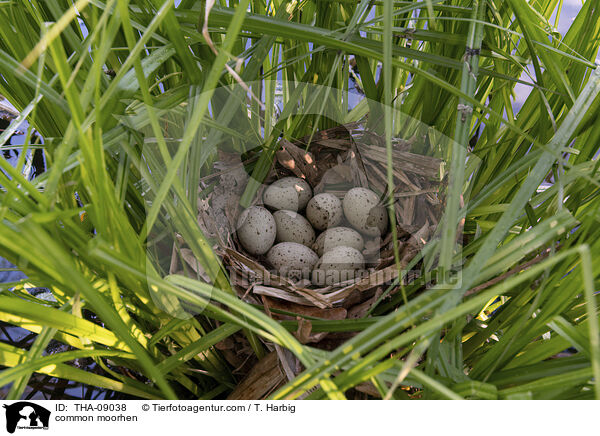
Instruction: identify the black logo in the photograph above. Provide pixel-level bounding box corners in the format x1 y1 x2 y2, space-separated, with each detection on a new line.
2 402 50 434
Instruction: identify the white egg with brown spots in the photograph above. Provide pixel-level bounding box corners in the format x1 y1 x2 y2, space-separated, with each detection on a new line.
306 193 343 231
343 187 388 236
267 242 319 281
263 177 312 212
311 246 365 286
313 227 364 257
236 206 276 255
273 210 315 247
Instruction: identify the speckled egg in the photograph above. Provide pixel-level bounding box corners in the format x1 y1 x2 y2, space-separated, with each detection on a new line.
236 206 276 255
273 210 316 247
313 227 364 257
266 242 319 281
263 177 312 212
306 193 343 231
343 187 388 236
311 246 365 286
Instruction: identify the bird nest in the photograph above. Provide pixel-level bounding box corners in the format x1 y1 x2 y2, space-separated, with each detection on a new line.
184 123 445 345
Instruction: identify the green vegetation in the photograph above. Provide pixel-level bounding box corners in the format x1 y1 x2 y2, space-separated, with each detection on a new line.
0 0 599 400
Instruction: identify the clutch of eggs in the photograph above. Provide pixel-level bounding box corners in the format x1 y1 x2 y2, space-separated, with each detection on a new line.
235 176 389 285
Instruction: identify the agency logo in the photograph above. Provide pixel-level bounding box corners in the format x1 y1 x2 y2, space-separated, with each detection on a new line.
2 402 50 434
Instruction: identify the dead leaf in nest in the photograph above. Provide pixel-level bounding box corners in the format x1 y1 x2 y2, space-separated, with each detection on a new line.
347 288 383 319
253 285 313 306
293 286 333 308
312 138 350 150
263 296 347 320
295 123 358 147
274 345 298 381
223 248 334 308
294 317 313 344
399 195 416 225
409 222 431 247
252 285 331 309
360 160 388 198
400 244 420 267
227 351 286 400
224 248 273 281
348 145 370 188
276 138 320 185
324 264 400 306
359 143 443 180
274 310 346 344
294 318 330 344
340 288 365 308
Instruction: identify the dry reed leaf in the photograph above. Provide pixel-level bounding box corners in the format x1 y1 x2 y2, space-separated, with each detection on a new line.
347 288 383 319
322 264 400 306
276 138 320 184
263 296 347 320
292 286 332 308
227 352 285 400
348 147 370 188
395 188 439 198
293 317 313 344
274 345 297 381
360 144 443 180
312 138 350 150
224 248 269 276
295 123 359 147
253 285 313 306
361 160 389 198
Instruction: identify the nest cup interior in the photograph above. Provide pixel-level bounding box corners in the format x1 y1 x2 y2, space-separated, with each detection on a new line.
210 124 444 311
